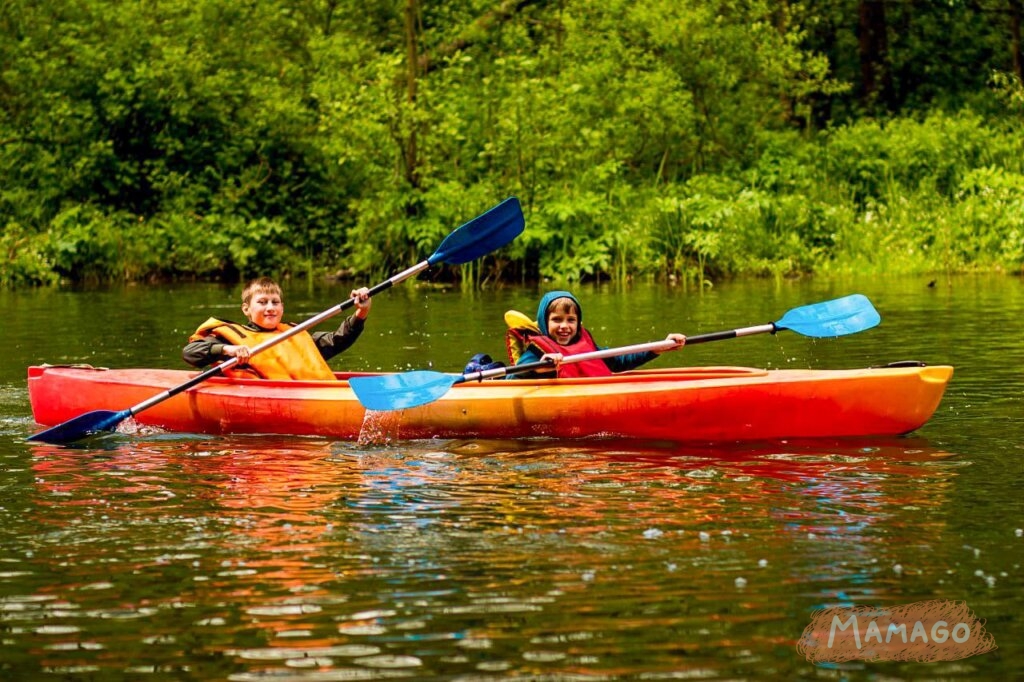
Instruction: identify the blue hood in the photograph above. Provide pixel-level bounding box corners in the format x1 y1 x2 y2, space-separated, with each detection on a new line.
536 290 582 339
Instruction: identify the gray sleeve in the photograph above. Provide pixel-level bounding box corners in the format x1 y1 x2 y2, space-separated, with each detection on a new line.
311 315 366 362
182 338 226 368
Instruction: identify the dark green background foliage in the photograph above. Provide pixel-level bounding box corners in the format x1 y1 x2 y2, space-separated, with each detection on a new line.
1 0 1022 287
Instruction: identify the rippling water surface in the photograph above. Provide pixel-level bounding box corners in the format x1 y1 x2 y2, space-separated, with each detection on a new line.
1 276 1022 680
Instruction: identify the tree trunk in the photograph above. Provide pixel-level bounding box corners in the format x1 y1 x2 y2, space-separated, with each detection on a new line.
403 0 420 192
1011 0 1023 81
857 0 891 111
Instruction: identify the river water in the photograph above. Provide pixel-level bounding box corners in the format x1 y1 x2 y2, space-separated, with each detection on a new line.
1 275 1021 680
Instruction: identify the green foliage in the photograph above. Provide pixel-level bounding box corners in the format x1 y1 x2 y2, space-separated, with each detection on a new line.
991 71 1024 114
0 223 59 287
950 167 1024 271
43 205 133 282
801 0 1012 119
1 0 1022 287
820 111 1017 205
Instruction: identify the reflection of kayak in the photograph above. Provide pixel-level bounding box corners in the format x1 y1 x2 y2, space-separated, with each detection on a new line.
27 363 952 442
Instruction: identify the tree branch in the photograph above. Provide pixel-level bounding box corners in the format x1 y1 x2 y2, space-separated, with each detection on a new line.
418 0 547 73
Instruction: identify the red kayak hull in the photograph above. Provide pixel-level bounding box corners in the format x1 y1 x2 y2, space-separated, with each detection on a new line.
27 364 953 442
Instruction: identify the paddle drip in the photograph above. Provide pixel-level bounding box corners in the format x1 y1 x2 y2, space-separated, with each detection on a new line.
357 409 404 446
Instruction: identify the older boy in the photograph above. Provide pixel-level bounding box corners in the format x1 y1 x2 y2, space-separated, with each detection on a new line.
183 277 371 380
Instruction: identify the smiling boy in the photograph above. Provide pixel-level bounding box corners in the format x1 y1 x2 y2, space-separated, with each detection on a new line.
183 277 371 380
506 290 684 378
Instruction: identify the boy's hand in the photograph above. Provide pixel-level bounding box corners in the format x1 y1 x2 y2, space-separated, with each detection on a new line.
653 334 686 354
539 352 564 365
224 344 251 363
351 287 372 319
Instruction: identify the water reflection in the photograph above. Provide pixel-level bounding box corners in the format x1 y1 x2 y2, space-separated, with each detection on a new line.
5 434 971 679
4 276 1022 679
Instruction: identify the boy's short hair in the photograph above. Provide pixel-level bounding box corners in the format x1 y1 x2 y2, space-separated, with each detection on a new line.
546 296 579 317
242 277 282 306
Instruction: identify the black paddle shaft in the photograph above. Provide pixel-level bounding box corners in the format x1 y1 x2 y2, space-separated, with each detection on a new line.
685 323 776 346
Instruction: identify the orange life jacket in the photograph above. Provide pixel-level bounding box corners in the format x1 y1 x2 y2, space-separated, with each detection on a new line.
189 318 337 381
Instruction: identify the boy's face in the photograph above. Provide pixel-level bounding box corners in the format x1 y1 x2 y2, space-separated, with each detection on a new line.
547 307 579 346
242 288 284 330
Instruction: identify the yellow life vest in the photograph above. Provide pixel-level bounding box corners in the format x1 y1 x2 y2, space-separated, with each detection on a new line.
189 317 337 381
503 310 540 365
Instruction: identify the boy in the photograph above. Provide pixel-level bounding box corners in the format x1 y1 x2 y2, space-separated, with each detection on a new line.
183 277 372 380
507 290 685 378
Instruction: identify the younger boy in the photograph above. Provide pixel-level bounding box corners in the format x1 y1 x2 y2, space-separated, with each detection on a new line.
507 290 685 378
183 277 372 380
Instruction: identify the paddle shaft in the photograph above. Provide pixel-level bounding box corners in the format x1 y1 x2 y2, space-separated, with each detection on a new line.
349 293 879 413
128 262 431 416
684 323 777 345
456 314 858 386
460 338 681 384
459 325 781 384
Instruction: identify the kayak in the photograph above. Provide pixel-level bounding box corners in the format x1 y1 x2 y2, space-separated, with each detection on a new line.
27 363 953 442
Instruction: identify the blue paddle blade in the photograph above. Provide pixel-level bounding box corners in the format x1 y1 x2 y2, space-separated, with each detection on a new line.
27 409 131 444
775 294 880 337
350 371 459 411
428 197 525 266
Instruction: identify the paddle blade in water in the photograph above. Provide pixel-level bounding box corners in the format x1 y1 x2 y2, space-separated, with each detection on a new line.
428 197 525 266
27 409 131 444
350 371 460 412
776 294 880 337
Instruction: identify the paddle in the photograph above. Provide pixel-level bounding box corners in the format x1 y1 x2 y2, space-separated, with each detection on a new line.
349 293 880 411
28 197 526 444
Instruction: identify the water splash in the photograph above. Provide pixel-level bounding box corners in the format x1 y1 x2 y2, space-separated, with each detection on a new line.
358 409 404 445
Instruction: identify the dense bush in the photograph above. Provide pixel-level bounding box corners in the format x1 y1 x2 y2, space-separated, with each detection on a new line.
1 0 1022 287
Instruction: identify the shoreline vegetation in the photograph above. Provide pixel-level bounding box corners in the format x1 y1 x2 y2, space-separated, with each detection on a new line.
2 1 1022 289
